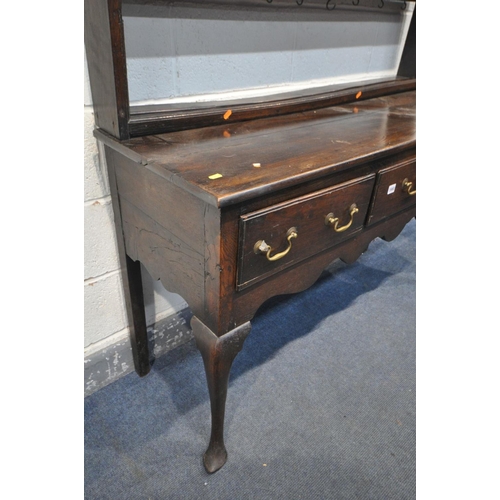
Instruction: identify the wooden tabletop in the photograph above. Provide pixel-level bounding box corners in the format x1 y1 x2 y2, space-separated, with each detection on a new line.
112 90 415 208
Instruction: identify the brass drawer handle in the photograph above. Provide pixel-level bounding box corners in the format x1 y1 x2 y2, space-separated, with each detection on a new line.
254 227 298 262
402 178 416 196
325 203 359 232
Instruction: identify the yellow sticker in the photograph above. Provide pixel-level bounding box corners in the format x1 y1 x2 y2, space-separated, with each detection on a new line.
223 110 232 120
355 91 362 99
252 163 261 168
208 173 223 180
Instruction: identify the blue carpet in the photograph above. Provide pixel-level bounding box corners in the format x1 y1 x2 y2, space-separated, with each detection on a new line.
85 219 416 499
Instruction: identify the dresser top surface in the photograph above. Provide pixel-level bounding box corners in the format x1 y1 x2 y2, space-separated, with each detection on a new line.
113 90 415 207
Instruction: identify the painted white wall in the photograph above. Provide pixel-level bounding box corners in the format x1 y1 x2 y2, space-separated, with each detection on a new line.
84 5 414 355
123 4 414 104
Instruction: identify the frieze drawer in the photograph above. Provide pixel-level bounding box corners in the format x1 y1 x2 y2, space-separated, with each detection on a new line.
367 159 416 225
237 174 376 290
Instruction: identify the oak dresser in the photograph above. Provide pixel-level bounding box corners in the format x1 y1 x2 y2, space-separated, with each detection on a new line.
85 0 416 472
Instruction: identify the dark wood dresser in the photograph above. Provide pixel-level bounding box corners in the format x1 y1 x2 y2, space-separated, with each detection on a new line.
85 0 416 473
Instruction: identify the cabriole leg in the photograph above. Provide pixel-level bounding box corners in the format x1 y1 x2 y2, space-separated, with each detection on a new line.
191 316 251 473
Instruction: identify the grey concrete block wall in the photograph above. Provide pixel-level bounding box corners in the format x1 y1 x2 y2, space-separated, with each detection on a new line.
84 57 188 355
83 106 189 351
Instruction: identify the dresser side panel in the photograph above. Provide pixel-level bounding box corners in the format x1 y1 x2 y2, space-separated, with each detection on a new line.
105 147 209 319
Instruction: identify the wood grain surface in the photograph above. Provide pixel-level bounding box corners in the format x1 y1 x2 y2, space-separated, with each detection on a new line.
119 91 416 208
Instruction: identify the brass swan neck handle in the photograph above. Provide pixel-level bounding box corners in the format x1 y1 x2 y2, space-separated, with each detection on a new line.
325 203 359 233
254 227 298 262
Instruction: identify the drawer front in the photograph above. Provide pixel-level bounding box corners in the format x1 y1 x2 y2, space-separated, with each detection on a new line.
366 159 416 225
237 174 376 289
